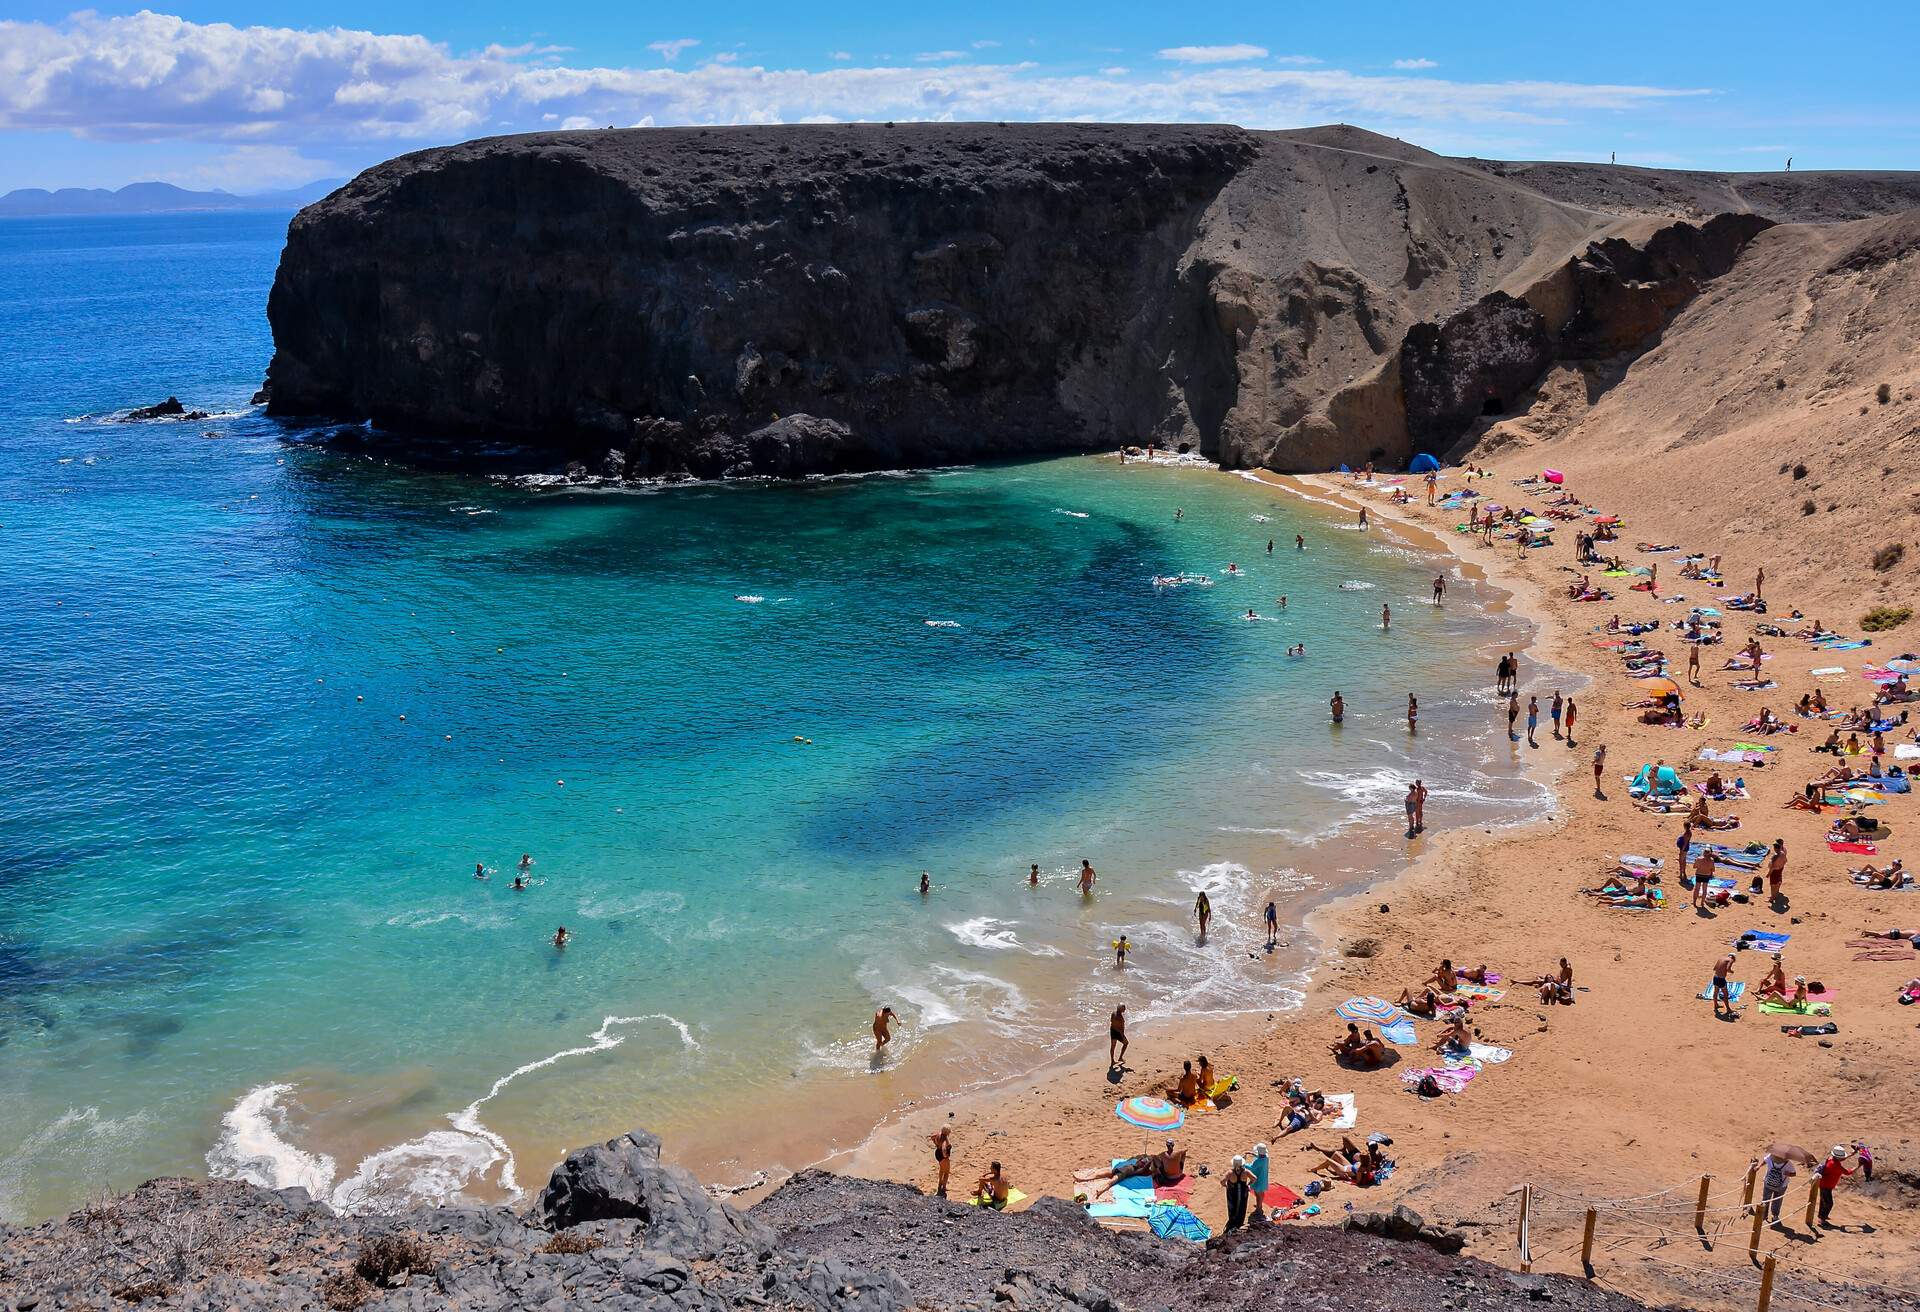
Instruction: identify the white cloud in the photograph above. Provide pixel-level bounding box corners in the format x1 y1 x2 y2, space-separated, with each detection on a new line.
1100 66 1130 76
560 115 595 129
1393 58 1438 70
1158 44 1269 64
917 51 966 63
646 38 698 62
162 143 335 191
710 52 738 64
0 11 1715 155
828 51 851 61
971 40 999 49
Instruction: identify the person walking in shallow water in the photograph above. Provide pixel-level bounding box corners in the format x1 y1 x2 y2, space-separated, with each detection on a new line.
1564 697 1578 746
1526 696 1540 747
1264 900 1279 949
1079 859 1097 895
873 1006 896 1051
1381 603 1391 631
1195 890 1213 939
1330 691 1345 725
1407 693 1418 733
1507 691 1521 740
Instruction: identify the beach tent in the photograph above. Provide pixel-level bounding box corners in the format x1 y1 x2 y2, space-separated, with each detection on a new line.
1635 676 1683 698
1543 469 1565 484
1409 452 1442 474
1632 763 1686 797
1336 463 1351 473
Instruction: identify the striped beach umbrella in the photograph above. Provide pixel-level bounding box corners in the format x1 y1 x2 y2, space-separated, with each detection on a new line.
1115 1096 1185 1131
1334 996 1406 1025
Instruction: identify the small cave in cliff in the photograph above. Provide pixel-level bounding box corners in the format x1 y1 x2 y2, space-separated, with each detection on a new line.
1481 394 1506 416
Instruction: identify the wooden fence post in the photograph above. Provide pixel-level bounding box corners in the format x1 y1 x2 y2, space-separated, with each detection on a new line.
1695 1175 1713 1240
1518 1184 1534 1272
1742 1161 1758 1208
1748 1204 1765 1262
1581 1208 1597 1275
1803 1177 1819 1234
1757 1255 1778 1312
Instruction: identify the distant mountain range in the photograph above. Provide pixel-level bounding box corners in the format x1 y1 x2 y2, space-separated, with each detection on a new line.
0 178 345 218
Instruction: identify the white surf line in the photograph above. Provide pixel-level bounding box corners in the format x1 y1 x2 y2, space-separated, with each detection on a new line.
451 1013 701 1198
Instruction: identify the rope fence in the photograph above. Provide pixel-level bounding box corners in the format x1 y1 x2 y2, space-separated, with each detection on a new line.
1509 1165 1872 1312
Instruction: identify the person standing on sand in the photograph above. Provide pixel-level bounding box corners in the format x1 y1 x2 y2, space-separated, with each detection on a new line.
1264 900 1279 949
873 1006 897 1050
930 1127 952 1198
1711 952 1737 1016
1817 1147 1854 1226
1755 566 1766 601
1330 691 1345 725
1760 1150 1796 1224
1592 744 1607 796
1550 691 1564 739
1564 697 1579 746
1079 860 1097 895
1768 839 1788 905
1195 891 1213 939
1692 847 1716 909
1109 1004 1129 1066
1688 641 1702 685
1526 696 1540 747
1223 1156 1254 1232
1414 779 1428 833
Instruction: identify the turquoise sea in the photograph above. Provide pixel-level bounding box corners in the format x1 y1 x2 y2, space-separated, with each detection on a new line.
0 211 1550 1221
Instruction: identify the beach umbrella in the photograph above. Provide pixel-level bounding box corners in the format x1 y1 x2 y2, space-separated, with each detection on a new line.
1334 996 1406 1025
1635 676 1682 698
1148 1204 1211 1242
1115 1096 1185 1131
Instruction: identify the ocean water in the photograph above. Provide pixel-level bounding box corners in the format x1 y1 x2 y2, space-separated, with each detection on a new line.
0 212 1551 1222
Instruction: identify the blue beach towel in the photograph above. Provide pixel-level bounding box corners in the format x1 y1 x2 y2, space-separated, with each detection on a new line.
1380 1019 1418 1046
1699 981 1747 1002
1734 931 1790 952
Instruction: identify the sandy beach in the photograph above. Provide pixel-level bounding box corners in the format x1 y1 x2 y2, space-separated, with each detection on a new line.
834 460 1920 1311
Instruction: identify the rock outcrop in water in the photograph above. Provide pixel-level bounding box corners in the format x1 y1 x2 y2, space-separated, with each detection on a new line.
0 1127 1662 1312
263 124 1920 478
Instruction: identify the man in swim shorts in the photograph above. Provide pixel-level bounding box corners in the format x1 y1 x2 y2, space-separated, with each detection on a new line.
1330 691 1344 725
1404 783 1419 836
1265 900 1279 948
1711 952 1736 1016
1109 1004 1128 1066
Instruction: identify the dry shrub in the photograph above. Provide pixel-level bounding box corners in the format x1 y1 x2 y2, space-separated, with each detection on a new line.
1878 382 1892 404
1791 463 1808 480
319 1271 375 1310
112 1279 172 1303
541 1230 600 1255
1801 499 1817 516
1862 606 1912 633
353 1233 435 1285
1872 543 1906 572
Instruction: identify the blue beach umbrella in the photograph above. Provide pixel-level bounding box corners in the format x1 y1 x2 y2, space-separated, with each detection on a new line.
1409 452 1442 473
1334 996 1406 1025
1148 1203 1212 1242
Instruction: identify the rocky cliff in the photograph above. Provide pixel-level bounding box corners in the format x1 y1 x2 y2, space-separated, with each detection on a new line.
0 1127 1658 1312
263 124 1920 478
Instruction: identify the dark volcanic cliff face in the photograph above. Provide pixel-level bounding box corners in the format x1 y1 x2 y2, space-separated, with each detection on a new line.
266 124 1256 479
263 123 1920 478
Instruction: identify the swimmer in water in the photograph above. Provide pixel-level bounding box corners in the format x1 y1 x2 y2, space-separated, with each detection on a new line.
919 871 931 895
518 853 532 872
474 862 488 881
1175 509 1183 521
1278 596 1287 609
552 926 570 948
1029 863 1040 886
1267 539 1274 555
873 1006 896 1050
1295 534 1305 551
1330 691 1345 725
1247 608 1258 620
1227 563 1240 574
1079 859 1097 895
511 874 528 890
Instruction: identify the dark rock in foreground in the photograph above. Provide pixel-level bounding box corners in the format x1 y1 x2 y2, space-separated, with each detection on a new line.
120 396 210 422
0 1126 1660 1311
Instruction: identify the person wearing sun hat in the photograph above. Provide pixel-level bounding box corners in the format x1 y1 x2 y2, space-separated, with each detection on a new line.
1246 1142 1271 1220
1817 1145 1855 1226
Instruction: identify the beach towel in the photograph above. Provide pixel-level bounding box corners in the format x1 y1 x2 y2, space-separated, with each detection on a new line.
1819 641 1871 652
1467 1042 1513 1064
1087 1196 1151 1219
1619 854 1666 870
965 1188 1027 1208
1829 840 1878 854
1758 1000 1832 1017
1734 930 1790 952
1401 1065 1476 1094
1453 983 1506 1003
1260 1183 1303 1211
1324 1093 1357 1130
1379 1019 1417 1046
1698 981 1747 1003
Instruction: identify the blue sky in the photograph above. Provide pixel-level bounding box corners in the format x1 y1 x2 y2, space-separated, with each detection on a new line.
2 2 1916 192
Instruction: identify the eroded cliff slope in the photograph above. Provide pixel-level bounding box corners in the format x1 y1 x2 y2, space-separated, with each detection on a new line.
263 124 1920 478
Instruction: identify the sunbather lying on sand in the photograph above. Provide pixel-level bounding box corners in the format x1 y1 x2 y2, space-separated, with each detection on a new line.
1853 860 1910 888
1520 958 1575 1005
1303 1137 1387 1185
1396 985 1452 1017
1080 1153 1156 1187
1275 1092 1329 1136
